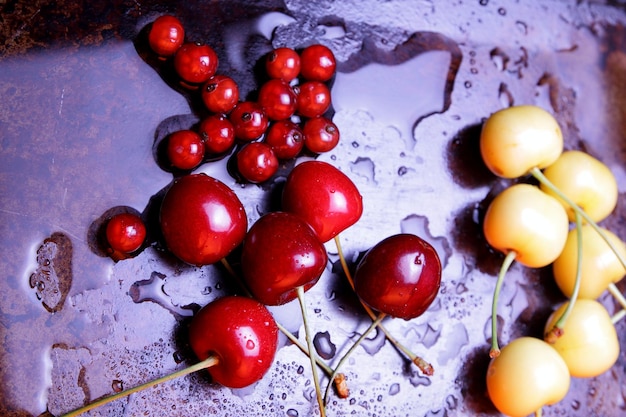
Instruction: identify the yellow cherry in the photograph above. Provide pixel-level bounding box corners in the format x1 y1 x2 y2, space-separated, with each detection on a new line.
553 224 626 299
540 150 618 223
544 299 619 378
483 183 569 268
480 105 563 178
486 337 570 417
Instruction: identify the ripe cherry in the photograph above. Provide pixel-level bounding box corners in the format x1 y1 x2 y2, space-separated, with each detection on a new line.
353 234 441 320
303 116 340 153
296 81 332 118
198 114 235 155
148 15 185 57
174 42 219 85
166 129 205 170
106 212 146 254
236 142 279 183
282 160 363 243
201 75 240 114
189 296 279 388
240 212 328 305
300 44 336 82
160 173 247 266
264 120 304 160
265 47 301 82
258 79 297 121
229 101 269 141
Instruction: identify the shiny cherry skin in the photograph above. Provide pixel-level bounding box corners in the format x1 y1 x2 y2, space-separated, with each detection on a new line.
353 234 441 320
201 75 239 114
236 142 279 183
265 47 301 82
106 212 146 254
148 15 185 57
198 114 235 155
229 101 269 141
282 160 363 243
241 212 328 306
174 42 219 85
303 116 339 153
264 120 304 160
300 44 336 82
160 173 247 266
166 130 205 170
189 296 279 388
258 79 297 121
296 81 332 118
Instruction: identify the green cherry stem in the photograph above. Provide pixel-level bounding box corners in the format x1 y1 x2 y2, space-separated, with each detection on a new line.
490 250 517 358
333 236 434 375
296 285 326 417
60 356 218 417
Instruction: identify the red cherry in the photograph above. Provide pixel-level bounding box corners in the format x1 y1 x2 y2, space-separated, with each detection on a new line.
265 47 301 82
174 42 219 85
106 212 146 254
236 142 279 183
258 79 297 121
241 212 328 305
148 15 185 57
166 130 205 170
201 75 239 114
354 234 442 320
303 116 340 153
299 44 336 82
282 160 363 243
264 120 304 160
160 174 247 265
198 114 235 155
189 296 279 388
229 101 269 141
296 81 331 118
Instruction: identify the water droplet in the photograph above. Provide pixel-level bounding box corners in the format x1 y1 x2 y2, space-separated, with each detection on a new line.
498 82 514 107
571 400 581 410
112 380 124 392
498 7 507 16
479 0 488 5
359 326 387 355
388 383 400 396
286 409 299 417
313 331 336 360
489 47 509 71
246 339 256 350
297 365 305 374
350 157 377 184
464 80 472 88
409 372 431 387
129 271 195 318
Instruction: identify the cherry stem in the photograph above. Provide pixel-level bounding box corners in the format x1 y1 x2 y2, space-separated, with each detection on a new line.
323 313 386 405
333 236 434 375
535 407 543 417
490 250 517 358
60 356 218 417
296 285 326 417
608 283 626 323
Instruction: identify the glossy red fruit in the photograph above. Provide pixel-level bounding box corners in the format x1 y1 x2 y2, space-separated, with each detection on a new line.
229 101 269 141
303 116 339 153
189 296 279 388
296 81 331 118
241 212 328 306
282 160 363 243
106 212 146 254
265 47 301 82
160 174 247 265
354 234 441 320
300 44 336 82
201 75 239 114
166 130 205 170
236 142 279 183
198 114 235 155
264 120 304 160
258 79 297 121
174 42 219 84
148 15 185 57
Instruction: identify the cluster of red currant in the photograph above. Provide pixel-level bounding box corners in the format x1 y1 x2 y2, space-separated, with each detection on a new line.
477 105 625 417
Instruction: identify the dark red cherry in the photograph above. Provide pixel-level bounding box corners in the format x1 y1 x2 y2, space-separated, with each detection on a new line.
258 79 297 121
241 212 328 306
166 130 205 170
160 174 247 265
282 160 363 243
201 75 239 114
148 15 185 57
198 114 235 155
174 42 219 85
229 101 269 141
264 120 304 160
106 212 146 254
296 81 331 118
265 47 301 82
189 296 279 388
299 44 336 82
354 234 442 320
236 142 278 183
303 116 339 153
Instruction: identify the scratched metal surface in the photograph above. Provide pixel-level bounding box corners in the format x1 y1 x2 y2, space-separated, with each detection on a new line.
1 1 626 416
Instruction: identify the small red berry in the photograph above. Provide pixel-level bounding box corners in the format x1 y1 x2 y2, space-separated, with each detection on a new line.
201 75 239 114
174 42 219 85
303 116 340 153
236 142 279 183
265 47 301 82
166 130 205 170
258 79 297 121
198 114 235 155
148 15 185 57
106 212 146 254
264 120 304 160
296 81 331 118
300 44 336 82
229 101 269 141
